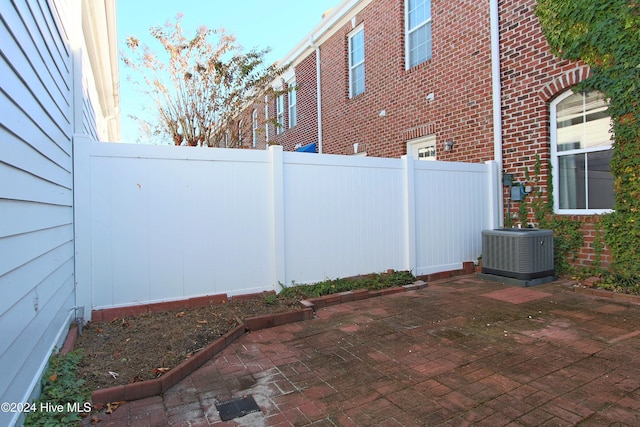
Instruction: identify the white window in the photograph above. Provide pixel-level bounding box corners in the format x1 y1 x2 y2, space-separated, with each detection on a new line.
349 26 365 97
252 110 258 147
237 120 243 146
288 82 297 128
264 95 269 144
407 136 436 160
551 90 614 213
405 0 432 69
276 94 284 134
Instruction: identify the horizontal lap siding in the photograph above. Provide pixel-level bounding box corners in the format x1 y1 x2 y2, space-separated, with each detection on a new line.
0 1 74 425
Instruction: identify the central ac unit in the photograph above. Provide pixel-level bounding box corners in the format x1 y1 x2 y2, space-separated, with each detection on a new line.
481 229 554 286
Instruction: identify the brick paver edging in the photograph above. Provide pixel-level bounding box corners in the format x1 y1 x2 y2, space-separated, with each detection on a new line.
573 281 640 305
87 280 427 405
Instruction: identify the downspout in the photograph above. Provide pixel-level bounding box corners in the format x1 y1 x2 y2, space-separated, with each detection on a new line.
310 35 323 153
490 0 503 227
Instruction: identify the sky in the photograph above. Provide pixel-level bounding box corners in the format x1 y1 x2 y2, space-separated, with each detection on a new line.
117 0 339 143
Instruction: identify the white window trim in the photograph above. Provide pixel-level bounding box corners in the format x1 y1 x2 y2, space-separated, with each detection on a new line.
348 24 365 98
288 80 297 128
276 94 284 134
550 90 614 215
264 95 269 144
252 110 258 147
407 135 437 160
405 0 432 69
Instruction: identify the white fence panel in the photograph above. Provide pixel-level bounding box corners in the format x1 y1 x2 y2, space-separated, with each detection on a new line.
413 161 491 275
77 143 276 312
75 143 498 317
282 153 407 285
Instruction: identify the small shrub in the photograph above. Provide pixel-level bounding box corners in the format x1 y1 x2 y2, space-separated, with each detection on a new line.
278 270 415 300
263 293 278 305
596 272 640 295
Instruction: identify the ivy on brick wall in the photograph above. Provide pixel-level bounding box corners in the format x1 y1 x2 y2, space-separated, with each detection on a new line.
536 0 640 281
522 155 585 277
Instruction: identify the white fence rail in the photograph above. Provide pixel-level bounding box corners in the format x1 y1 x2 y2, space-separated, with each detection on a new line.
74 143 499 318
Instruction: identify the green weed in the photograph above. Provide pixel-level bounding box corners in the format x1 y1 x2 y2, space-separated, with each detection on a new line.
25 349 90 427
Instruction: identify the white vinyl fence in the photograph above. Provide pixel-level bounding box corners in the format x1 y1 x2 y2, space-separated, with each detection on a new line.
74 142 499 318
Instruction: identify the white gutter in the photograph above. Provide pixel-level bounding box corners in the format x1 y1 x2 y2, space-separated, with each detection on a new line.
490 0 504 227
310 36 323 153
273 0 371 154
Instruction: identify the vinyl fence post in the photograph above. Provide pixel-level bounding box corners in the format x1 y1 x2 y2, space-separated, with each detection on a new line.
269 145 286 290
403 154 417 274
73 136 93 321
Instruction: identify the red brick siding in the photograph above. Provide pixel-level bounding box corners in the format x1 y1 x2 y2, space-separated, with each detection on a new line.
240 0 610 270
499 0 609 268
320 0 494 160
236 97 268 150
499 0 584 220
268 52 319 151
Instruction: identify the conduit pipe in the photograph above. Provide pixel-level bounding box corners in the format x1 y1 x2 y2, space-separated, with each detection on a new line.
310 35 323 153
490 0 504 227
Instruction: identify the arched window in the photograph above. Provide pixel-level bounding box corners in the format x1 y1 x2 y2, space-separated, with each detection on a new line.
550 90 614 213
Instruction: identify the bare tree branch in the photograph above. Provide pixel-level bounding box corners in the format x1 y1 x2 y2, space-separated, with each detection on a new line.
122 14 288 146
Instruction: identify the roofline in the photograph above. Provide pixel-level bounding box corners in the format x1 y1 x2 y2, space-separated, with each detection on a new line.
275 0 373 71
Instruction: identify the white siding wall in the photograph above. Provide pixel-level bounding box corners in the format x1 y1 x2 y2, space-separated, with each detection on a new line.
74 143 499 315
0 1 75 425
1 0 117 424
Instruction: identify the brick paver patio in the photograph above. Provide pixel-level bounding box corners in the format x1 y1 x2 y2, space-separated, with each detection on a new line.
88 276 640 426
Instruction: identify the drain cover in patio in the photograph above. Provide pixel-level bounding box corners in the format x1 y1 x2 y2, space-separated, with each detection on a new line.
215 395 261 421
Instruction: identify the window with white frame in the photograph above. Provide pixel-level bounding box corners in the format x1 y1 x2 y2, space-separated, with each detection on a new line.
551 90 614 213
407 135 436 160
264 95 269 144
349 25 365 97
405 0 432 69
276 94 284 134
237 120 243 146
252 110 258 147
288 82 297 128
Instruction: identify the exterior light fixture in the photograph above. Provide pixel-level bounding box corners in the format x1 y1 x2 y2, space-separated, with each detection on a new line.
444 140 455 151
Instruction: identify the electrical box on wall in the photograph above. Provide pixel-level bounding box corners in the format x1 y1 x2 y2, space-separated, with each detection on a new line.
510 185 522 201
503 173 514 187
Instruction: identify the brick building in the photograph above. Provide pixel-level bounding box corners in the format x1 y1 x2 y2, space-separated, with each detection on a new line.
240 0 614 269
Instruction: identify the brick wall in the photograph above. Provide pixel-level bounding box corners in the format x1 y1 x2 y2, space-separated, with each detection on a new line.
319 0 494 160
498 0 609 269
266 52 319 151
242 0 610 271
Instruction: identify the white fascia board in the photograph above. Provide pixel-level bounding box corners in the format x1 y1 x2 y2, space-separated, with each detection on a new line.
83 0 120 140
275 0 373 72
